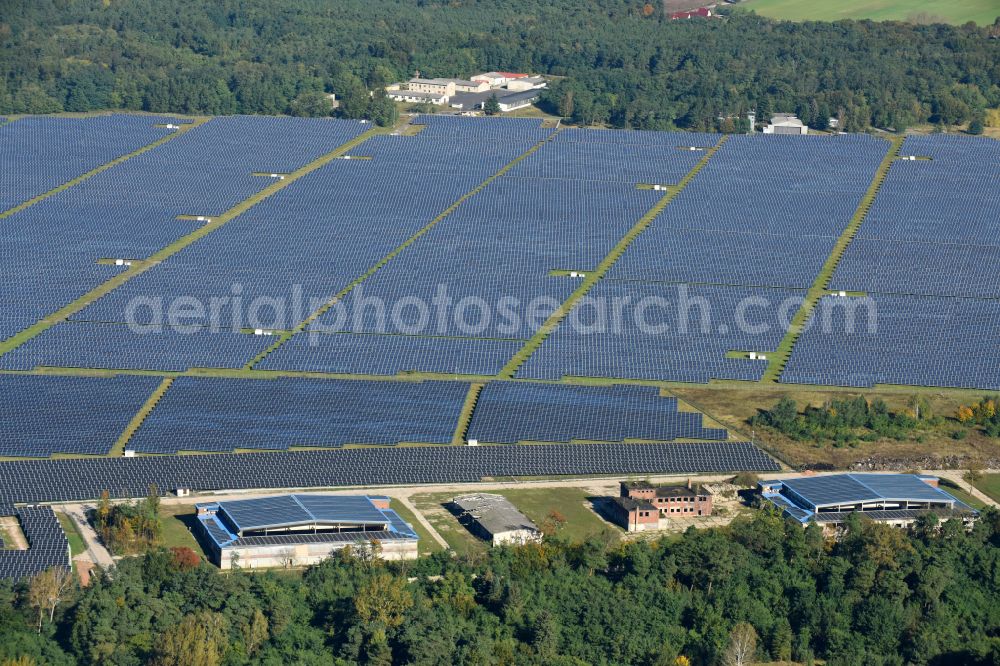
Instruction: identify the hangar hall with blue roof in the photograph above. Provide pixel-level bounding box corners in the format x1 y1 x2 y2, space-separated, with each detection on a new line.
760 474 977 528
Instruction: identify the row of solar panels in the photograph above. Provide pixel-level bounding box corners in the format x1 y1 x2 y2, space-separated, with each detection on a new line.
781 135 1000 388
0 442 780 511
0 374 730 457
0 114 186 211
0 507 70 582
3 116 998 394
1 115 368 346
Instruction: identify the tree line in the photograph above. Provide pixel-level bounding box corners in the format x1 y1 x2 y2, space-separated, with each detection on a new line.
92 486 162 556
751 395 939 446
1 1 998 131
1 507 998 665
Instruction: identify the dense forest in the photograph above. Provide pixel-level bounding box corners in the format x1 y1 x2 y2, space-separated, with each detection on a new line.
2 509 999 665
1 1 999 130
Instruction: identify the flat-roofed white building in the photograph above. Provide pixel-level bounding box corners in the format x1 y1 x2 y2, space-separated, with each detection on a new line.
472 71 530 86
407 78 457 96
496 89 541 112
506 76 547 92
763 113 809 135
388 89 450 106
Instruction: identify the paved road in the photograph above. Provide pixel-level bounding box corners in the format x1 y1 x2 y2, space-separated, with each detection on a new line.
928 470 998 508
396 496 450 550
0 516 28 549
60 504 115 570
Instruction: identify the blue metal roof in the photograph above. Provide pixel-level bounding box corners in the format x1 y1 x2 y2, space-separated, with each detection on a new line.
216 494 390 534
201 514 238 547
762 493 812 522
774 474 960 510
382 509 419 538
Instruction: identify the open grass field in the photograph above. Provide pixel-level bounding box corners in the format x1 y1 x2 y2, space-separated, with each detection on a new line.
971 474 1000 504
157 504 204 553
384 500 444 557
742 0 1000 25
54 511 86 556
493 487 621 543
937 478 988 510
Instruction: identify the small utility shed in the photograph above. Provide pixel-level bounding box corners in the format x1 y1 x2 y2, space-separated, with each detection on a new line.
450 493 542 546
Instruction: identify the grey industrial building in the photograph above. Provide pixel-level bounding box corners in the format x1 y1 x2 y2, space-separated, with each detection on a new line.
450 493 542 546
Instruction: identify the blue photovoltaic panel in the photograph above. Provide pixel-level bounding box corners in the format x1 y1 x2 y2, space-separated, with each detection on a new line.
831 135 1000 298
306 177 657 339
219 495 310 531
467 382 727 443
383 510 419 538
831 239 1000 299
510 128 719 184
608 134 887 288
0 322 272 372
0 117 367 346
0 508 70 581
517 282 794 383
0 263 127 343
0 374 160 457
74 117 549 327
852 136 1000 245
609 229 837 288
781 475 877 507
0 441 781 513
295 495 390 524
780 474 960 508
205 495 407 540
856 474 956 503
764 494 812 522
0 114 183 211
257 332 521 376
127 376 469 453
201 516 237 546
781 294 1000 390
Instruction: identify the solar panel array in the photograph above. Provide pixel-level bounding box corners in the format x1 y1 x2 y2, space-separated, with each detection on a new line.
781 294 1000 389
0 374 160 457
0 442 780 511
608 134 888 288
217 494 391 532
257 332 522 376
0 507 70 581
70 117 551 374
0 115 182 211
5 115 1000 473
513 128 719 184
0 322 273 372
831 135 1000 298
128 377 468 453
783 135 1000 390
782 473 956 506
517 282 795 382
467 382 727 443
305 179 658 340
0 115 367 346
